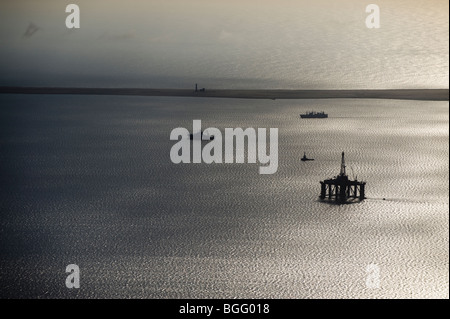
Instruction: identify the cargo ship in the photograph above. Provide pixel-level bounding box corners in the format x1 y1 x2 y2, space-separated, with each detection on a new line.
300 111 328 118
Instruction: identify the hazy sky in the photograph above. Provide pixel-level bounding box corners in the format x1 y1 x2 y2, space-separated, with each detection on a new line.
0 0 448 88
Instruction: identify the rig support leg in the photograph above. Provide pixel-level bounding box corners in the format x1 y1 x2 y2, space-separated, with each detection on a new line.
360 184 365 200
320 182 326 199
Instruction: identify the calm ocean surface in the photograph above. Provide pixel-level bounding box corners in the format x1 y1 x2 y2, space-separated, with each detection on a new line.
0 94 448 298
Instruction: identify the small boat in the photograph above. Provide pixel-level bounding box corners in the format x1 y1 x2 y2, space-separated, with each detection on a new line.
189 131 214 140
301 152 314 161
300 111 328 118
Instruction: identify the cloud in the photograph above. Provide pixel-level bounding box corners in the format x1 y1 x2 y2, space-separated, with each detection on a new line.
219 30 233 41
98 31 136 41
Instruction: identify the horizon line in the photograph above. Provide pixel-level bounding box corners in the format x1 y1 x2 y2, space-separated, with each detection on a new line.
0 87 448 101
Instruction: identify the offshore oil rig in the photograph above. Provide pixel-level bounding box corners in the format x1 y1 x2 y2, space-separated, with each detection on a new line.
320 152 366 203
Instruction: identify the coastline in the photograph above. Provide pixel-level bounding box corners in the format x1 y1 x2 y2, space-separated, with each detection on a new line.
0 87 448 101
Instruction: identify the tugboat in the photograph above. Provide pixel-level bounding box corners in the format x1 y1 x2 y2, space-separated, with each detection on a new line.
190 131 214 140
301 152 314 161
300 111 328 118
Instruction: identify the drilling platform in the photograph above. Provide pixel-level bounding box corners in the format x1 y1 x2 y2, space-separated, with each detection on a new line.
320 152 366 203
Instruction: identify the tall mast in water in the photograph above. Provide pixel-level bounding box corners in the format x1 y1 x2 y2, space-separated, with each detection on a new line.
340 152 346 176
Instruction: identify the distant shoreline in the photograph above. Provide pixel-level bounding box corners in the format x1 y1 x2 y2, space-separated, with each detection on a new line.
0 87 448 101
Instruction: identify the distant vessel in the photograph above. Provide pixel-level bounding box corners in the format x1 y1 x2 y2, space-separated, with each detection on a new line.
301 152 314 161
190 131 214 140
300 111 328 118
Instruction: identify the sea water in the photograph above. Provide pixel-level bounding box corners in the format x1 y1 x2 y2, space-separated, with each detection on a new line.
0 94 448 298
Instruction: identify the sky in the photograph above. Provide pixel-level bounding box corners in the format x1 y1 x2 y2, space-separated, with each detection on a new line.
0 0 448 89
